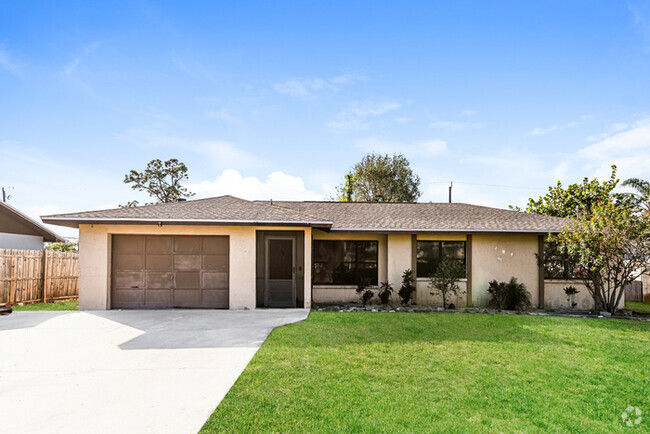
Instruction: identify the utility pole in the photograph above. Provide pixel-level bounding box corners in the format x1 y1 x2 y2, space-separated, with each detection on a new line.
448 182 453 203
1 186 13 202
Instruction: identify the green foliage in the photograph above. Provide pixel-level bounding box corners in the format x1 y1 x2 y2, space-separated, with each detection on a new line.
47 242 77 252
335 153 421 202
621 177 650 212
355 277 374 305
487 277 532 311
514 165 625 218
377 281 394 304
557 200 650 313
337 172 357 202
123 158 195 205
428 258 465 309
563 285 580 309
398 268 416 305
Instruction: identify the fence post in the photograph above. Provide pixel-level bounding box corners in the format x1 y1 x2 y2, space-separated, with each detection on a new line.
9 252 16 306
43 250 48 304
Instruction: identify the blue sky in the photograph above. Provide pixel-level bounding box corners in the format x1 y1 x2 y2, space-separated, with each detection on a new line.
2 1 650 238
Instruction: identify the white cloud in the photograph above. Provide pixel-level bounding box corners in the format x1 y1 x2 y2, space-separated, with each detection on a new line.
547 117 650 183
206 109 242 125
394 117 411 124
530 114 593 136
188 169 325 201
355 137 447 157
116 125 264 169
63 41 102 76
429 120 486 131
273 73 362 99
630 2 650 52
327 100 402 131
0 46 21 74
461 110 476 117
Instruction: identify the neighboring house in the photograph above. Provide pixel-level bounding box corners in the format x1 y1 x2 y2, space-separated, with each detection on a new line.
0 201 64 250
42 195 593 310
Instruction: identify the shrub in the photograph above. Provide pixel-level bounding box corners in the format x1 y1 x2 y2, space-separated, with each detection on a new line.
356 277 374 305
377 281 394 304
487 277 532 311
563 285 580 309
398 269 416 305
428 259 466 309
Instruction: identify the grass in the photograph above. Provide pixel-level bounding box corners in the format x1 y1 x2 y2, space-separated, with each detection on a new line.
626 301 650 314
202 312 649 433
12 300 78 311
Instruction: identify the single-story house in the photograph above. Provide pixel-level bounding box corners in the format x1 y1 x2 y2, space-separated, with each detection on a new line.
1 201 64 250
42 195 594 310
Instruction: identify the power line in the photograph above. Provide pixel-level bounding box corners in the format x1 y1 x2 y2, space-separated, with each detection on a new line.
423 180 547 191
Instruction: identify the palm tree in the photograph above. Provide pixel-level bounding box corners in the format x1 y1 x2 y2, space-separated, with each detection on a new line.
622 178 650 211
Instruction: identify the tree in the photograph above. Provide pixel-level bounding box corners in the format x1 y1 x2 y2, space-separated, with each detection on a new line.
622 177 650 212
515 165 625 218
428 259 466 309
335 153 421 202
47 242 78 252
123 158 195 205
556 201 650 313
516 165 631 282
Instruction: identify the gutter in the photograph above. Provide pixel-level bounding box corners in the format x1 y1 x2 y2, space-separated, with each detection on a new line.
328 227 563 234
41 216 334 229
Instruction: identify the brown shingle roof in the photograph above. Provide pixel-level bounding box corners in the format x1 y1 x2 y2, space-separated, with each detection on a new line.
42 195 331 229
270 201 566 233
42 195 566 233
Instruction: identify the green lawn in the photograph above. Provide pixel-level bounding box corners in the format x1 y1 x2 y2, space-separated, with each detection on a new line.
202 312 649 433
626 301 650 314
12 300 78 311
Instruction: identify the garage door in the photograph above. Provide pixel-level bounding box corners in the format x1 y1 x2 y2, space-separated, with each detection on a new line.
111 235 229 309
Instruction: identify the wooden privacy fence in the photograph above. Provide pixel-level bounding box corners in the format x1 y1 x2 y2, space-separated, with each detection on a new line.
624 281 643 303
0 249 79 306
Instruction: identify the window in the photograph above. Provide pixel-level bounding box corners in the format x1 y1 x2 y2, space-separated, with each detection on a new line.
313 240 378 285
416 241 466 278
543 242 579 280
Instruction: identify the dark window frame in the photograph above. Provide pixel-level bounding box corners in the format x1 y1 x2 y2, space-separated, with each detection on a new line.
313 240 379 286
416 240 467 279
543 241 581 280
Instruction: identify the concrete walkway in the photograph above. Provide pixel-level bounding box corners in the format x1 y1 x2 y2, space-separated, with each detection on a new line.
0 309 309 433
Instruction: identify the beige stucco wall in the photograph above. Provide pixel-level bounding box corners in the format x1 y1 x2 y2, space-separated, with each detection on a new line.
78 224 311 311
416 279 467 307
387 234 412 287
543 280 593 310
470 234 540 308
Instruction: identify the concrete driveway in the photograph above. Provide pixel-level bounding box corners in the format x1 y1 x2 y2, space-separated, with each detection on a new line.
0 309 308 433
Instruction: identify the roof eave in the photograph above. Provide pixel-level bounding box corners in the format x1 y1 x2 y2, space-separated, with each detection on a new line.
326 227 563 235
40 217 334 229
0 202 65 242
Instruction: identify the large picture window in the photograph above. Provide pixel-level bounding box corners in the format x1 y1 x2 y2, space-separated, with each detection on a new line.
416 241 466 278
313 240 378 285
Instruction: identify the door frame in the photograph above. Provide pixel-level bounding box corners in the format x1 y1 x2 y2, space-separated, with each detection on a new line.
264 235 297 307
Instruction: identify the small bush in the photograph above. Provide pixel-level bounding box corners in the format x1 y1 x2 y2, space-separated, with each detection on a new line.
398 269 416 305
428 259 466 309
356 278 374 305
487 277 531 311
377 281 394 304
563 285 580 309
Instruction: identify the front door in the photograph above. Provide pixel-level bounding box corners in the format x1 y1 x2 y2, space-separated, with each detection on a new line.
265 237 296 307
